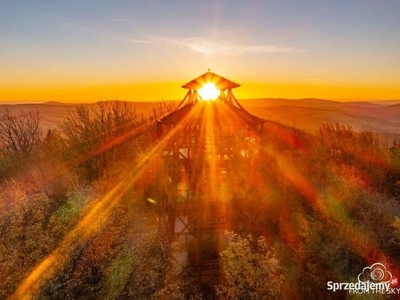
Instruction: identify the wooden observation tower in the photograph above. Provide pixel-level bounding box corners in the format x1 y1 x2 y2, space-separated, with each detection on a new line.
156 70 265 287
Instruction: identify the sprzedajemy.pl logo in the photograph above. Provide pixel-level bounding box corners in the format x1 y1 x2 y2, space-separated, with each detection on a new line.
327 263 399 294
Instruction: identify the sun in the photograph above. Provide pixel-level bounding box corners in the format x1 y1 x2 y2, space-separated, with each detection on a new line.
198 82 220 101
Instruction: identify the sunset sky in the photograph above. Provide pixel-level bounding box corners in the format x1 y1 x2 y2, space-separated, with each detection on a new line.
1 0 400 102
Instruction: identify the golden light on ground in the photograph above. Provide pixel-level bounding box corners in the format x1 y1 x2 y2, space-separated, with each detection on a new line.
8 102 208 300
198 83 220 101
6 84 400 298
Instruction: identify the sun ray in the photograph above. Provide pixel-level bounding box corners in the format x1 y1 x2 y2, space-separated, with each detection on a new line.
7 71 400 299
10 104 208 299
198 83 220 101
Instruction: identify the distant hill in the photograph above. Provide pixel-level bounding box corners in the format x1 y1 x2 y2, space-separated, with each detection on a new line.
240 98 400 134
0 103 77 133
369 99 400 105
1 99 400 135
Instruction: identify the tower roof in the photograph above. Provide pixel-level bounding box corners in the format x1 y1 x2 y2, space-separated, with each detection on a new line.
182 70 240 90
158 71 264 128
158 102 264 127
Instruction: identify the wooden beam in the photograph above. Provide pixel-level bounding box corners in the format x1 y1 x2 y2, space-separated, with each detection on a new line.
174 90 191 111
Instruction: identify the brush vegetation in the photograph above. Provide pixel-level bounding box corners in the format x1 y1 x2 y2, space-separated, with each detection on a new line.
1 101 400 299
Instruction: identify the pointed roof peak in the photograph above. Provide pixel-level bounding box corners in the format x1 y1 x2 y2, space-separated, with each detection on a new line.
182 71 240 90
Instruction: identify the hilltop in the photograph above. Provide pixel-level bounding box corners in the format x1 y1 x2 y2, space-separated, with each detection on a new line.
1 98 400 134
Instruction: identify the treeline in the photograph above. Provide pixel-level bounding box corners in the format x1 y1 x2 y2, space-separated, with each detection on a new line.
1 103 400 299
0 101 176 299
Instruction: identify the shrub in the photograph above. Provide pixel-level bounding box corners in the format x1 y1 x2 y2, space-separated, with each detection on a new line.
216 232 284 300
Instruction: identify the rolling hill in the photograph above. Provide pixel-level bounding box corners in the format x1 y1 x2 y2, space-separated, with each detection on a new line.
1 99 400 135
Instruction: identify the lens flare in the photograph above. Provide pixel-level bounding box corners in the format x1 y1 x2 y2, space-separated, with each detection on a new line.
198 82 219 101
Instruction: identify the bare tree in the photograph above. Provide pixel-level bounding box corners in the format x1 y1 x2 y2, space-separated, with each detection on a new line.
0 108 42 155
59 101 149 180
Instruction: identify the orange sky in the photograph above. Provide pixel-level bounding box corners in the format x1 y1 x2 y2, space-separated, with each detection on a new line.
1 81 399 103
1 1 400 103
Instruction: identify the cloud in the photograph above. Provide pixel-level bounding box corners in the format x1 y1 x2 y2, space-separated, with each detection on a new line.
153 36 306 56
112 18 128 22
128 39 153 44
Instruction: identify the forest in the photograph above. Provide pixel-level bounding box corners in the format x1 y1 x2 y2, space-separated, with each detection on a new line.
1 101 400 299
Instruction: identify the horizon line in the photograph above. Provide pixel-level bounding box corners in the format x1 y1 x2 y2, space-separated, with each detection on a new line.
1 97 400 106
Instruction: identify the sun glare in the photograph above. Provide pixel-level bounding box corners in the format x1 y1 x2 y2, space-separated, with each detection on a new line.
198 82 220 101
